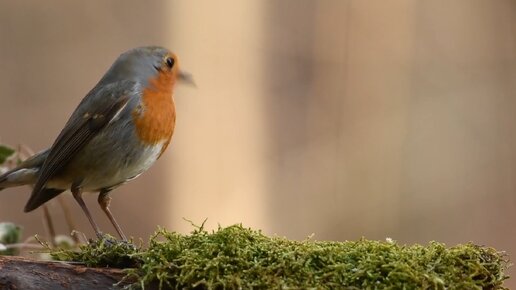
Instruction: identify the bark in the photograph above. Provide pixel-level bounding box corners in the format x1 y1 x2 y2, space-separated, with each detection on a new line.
0 256 138 290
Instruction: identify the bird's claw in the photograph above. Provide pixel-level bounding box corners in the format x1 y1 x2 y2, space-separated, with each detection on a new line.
89 232 136 250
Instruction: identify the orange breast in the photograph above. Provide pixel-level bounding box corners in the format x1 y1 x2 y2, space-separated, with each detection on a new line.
132 70 176 156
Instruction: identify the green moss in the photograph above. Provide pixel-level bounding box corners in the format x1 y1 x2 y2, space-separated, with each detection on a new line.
49 234 140 268
0 222 22 255
0 144 15 164
49 224 509 289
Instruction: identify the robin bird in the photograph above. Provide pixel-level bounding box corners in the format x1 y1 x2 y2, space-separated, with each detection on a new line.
0 46 193 241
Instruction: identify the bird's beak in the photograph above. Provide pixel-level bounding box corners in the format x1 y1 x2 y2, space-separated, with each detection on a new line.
178 70 196 87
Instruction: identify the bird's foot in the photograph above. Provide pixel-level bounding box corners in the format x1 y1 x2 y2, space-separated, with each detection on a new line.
79 232 139 268
90 232 136 250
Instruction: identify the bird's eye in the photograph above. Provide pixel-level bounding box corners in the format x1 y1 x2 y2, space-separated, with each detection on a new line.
166 57 174 69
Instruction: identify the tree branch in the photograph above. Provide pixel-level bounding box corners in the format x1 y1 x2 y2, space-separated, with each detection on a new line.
0 256 137 290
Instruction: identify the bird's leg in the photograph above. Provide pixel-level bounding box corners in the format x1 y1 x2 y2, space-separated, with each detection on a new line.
71 183 103 239
98 189 127 241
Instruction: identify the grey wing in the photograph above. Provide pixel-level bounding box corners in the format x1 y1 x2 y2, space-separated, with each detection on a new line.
24 81 138 212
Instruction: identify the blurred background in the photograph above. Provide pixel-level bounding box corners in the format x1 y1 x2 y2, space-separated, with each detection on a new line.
1 0 516 286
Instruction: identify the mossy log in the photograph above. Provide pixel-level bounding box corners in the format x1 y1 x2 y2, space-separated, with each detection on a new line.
48 225 509 289
0 256 135 290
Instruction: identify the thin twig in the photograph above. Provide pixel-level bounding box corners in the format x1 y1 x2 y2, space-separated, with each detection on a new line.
57 196 82 244
42 205 56 247
4 243 44 250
